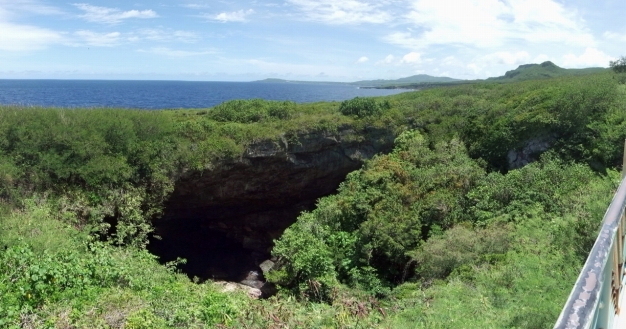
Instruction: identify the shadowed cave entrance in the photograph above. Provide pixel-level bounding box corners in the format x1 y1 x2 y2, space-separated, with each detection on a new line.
146 129 395 286
145 160 361 285
147 202 312 284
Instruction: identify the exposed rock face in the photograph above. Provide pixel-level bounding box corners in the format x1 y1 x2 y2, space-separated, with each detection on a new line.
149 125 396 282
240 271 264 289
213 281 262 299
259 260 275 276
507 134 556 169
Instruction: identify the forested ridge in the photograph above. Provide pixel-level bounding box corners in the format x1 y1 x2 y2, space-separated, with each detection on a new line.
1 71 626 328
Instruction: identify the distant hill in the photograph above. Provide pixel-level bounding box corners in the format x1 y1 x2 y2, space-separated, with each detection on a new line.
351 74 461 87
252 78 347 85
487 61 607 82
253 63 606 90
252 75 461 87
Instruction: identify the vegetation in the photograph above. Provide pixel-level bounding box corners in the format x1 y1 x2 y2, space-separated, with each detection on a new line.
371 61 607 90
338 97 391 117
486 61 607 82
350 75 461 87
610 56 626 73
1 67 626 328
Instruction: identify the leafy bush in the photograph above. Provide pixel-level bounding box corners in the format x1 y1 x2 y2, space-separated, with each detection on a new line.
208 99 296 123
0 236 245 328
270 130 485 297
339 97 391 117
408 224 511 281
384 164 617 329
610 56 626 73
467 154 601 223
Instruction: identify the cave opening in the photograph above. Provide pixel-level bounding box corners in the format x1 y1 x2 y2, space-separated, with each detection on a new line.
146 129 395 288
148 173 322 285
147 215 270 283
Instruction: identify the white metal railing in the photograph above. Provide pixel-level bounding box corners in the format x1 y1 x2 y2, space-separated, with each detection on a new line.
554 143 626 329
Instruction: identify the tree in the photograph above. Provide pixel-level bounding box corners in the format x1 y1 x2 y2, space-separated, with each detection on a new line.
610 56 626 73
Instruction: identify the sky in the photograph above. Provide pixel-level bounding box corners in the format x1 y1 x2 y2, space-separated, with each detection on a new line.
0 0 625 82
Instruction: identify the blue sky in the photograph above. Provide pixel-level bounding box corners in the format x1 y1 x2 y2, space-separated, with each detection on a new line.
0 0 624 81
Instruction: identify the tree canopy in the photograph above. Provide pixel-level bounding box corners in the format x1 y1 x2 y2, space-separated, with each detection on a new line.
610 56 626 73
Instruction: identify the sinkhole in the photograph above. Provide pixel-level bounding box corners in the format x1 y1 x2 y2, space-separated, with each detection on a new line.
147 202 312 285
145 130 395 288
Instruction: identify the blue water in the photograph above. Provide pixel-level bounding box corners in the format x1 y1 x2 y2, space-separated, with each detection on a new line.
0 80 408 109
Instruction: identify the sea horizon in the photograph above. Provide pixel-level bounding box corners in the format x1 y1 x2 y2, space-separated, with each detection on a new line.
0 79 408 110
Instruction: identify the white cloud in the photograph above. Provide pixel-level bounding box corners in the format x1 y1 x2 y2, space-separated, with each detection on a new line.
375 53 423 66
209 9 254 22
467 63 480 74
134 29 199 43
138 47 215 57
561 48 613 68
378 54 395 65
401 52 421 64
73 29 201 48
356 56 369 63
387 0 595 50
287 0 391 24
533 54 550 63
603 31 626 42
0 21 63 51
74 30 121 47
0 0 64 16
244 58 351 78
441 56 460 66
0 0 65 51
484 51 530 65
460 51 531 76
73 3 158 24
181 3 210 9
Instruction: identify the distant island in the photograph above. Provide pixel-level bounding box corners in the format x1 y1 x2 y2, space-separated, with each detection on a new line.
252 78 348 86
252 74 461 88
254 61 608 90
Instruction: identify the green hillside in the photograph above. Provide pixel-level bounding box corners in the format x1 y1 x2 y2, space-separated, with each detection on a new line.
488 61 607 81
1 71 626 327
254 63 607 89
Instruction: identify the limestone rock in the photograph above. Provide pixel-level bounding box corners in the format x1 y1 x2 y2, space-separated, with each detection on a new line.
259 260 275 276
213 281 262 299
240 271 264 289
507 134 555 169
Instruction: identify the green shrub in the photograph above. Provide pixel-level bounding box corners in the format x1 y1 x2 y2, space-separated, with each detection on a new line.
339 97 391 117
270 131 484 297
408 224 511 281
0 197 89 253
125 309 167 329
208 99 296 123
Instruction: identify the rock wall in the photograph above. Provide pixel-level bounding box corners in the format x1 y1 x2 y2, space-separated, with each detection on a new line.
507 134 556 169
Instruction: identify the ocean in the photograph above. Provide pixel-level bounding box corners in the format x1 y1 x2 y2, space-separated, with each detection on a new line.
0 80 409 109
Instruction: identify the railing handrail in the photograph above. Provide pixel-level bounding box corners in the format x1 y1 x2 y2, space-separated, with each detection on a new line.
554 174 626 329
